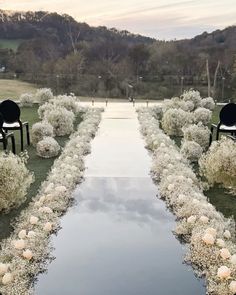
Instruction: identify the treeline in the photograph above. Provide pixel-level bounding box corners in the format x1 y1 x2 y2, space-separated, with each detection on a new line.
0 10 236 100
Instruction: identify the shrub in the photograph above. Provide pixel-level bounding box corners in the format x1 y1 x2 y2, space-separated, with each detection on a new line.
181 140 203 162
19 93 34 107
0 152 34 212
199 137 236 193
44 107 75 136
182 124 210 150
201 97 215 111
194 107 212 125
36 137 60 158
31 121 54 147
162 108 193 136
36 88 53 105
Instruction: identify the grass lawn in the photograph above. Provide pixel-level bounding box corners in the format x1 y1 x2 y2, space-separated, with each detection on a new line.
0 79 37 100
212 105 221 124
0 105 82 240
0 39 24 51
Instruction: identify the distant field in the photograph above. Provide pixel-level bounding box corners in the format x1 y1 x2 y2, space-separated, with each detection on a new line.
0 79 37 100
0 39 24 51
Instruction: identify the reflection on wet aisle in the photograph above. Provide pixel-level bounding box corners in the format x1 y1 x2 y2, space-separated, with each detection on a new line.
34 104 205 295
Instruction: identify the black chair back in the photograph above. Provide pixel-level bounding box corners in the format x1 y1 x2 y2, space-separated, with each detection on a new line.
0 112 3 128
0 113 4 136
0 100 21 123
219 103 236 126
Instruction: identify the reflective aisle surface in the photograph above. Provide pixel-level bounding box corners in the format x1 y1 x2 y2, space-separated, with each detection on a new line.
35 104 205 295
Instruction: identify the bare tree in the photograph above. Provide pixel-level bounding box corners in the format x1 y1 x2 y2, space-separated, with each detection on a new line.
65 19 80 54
206 59 221 98
206 59 211 96
212 61 221 98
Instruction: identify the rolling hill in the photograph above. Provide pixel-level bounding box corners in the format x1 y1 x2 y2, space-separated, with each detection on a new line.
0 9 235 100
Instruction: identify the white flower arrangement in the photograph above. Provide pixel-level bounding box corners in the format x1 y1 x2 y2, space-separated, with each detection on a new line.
182 123 210 150
36 137 60 158
181 89 202 109
35 88 54 105
0 107 103 294
38 102 55 120
163 97 195 112
180 140 203 162
193 107 212 125
38 95 83 120
137 108 236 295
44 107 75 136
0 152 34 213
31 121 54 147
161 90 213 137
19 93 34 107
50 94 78 114
161 108 193 136
201 97 215 111
199 137 236 194
151 105 163 120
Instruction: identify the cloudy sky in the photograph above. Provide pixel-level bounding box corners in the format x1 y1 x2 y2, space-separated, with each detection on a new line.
0 0 235 39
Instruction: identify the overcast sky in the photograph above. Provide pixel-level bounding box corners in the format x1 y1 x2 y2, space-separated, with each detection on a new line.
0 0 236 40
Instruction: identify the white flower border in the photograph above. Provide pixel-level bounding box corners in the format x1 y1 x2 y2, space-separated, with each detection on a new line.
137 107 236 295
0 107 103 295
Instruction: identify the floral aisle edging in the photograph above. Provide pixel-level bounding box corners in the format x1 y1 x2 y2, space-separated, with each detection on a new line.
0 107 103 295
137 107 236 295
199 137 236 195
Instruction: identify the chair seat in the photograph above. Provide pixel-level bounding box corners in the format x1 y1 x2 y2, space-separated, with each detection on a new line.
3 121 28 128
219 124 236 131
3 122 20 128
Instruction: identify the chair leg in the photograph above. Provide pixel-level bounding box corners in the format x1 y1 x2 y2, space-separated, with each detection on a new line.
216 128 220 141
209 126 214 146
25 123 30 146
2 139 7 151
10 136 16 154
20 127 24 151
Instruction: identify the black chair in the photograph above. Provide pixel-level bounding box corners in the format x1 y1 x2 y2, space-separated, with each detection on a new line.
209 103 236 145
0 112 16 154
0 100 30 151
